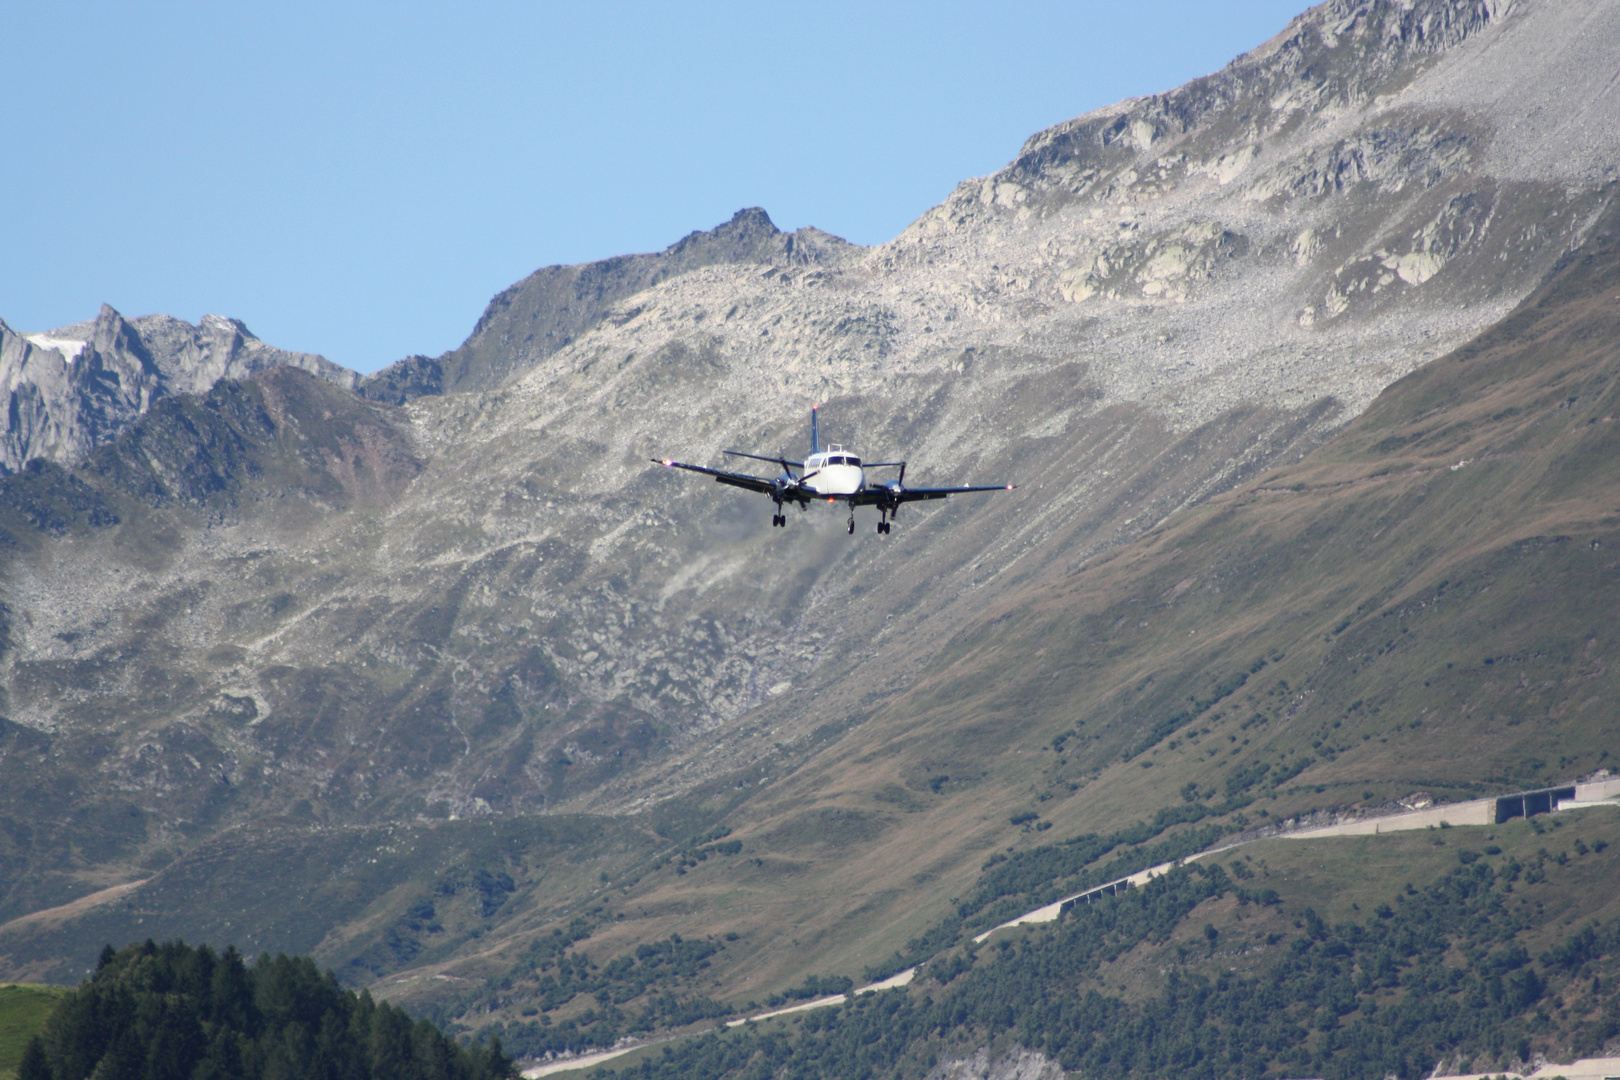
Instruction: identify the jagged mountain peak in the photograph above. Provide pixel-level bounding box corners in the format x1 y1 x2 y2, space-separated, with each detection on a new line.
994 0 1506 191
0 304 356 473
985 0 1616 202
664 207 859 267
852 0 1615 442
357 206 861 405
199 312 251 332
666 206 781 257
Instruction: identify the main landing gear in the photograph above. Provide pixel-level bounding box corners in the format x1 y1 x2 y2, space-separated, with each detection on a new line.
771 513 786 527
876 508 893 535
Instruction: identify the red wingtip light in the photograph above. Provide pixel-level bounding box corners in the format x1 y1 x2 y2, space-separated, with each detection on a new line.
663 460 674 467
1007 484 1016 490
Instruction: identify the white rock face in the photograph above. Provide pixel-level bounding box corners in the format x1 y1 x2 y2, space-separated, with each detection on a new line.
928 1047 1066 1080
0 305 355 473
22 334 87 363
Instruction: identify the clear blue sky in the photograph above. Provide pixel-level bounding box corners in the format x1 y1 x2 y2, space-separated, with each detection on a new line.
3 1 1310 374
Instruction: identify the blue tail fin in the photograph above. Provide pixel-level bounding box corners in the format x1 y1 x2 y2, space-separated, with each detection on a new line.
810 405 820 456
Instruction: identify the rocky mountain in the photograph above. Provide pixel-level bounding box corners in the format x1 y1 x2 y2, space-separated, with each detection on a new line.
356 207 860 405
0 0 1617 1052
0 305 356 473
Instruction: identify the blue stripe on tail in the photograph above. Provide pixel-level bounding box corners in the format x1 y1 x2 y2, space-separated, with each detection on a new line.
810 406 820 456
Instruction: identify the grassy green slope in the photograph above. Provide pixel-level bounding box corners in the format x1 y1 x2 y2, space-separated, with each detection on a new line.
598 809 1620 1080
0 813 665 987
0 984 69 1080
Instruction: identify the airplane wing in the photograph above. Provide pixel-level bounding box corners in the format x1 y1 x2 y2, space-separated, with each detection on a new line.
724 450 804 469
654 459 776 495
851 483 1015 506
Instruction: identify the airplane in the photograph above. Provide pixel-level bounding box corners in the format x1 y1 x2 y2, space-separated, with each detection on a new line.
654 406 1015 535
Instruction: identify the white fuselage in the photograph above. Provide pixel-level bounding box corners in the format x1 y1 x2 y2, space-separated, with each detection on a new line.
803 445 864 496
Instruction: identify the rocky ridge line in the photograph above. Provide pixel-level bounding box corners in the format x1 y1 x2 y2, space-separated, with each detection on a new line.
357 208 861 405
0 305 355 474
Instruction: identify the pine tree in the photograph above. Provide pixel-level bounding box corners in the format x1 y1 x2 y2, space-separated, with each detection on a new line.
21 939 514 1080
16 1037 52 1080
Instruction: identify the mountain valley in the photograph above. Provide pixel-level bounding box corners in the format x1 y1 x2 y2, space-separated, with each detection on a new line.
3 2 1620 1077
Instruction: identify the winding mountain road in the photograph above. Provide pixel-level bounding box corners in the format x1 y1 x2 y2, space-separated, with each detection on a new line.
523 783 1620 1077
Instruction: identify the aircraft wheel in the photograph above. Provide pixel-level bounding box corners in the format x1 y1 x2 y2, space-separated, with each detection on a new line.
847 519 855 535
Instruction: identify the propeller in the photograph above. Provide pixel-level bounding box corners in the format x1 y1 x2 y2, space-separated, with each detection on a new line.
771 469 820 501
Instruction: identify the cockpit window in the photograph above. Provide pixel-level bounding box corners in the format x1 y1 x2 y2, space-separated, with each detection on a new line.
847 456 861 467
830 456 846 466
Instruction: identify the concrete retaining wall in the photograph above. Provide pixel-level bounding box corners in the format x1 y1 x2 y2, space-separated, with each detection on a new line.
1575 777 1620 802
1277 798 1496 838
